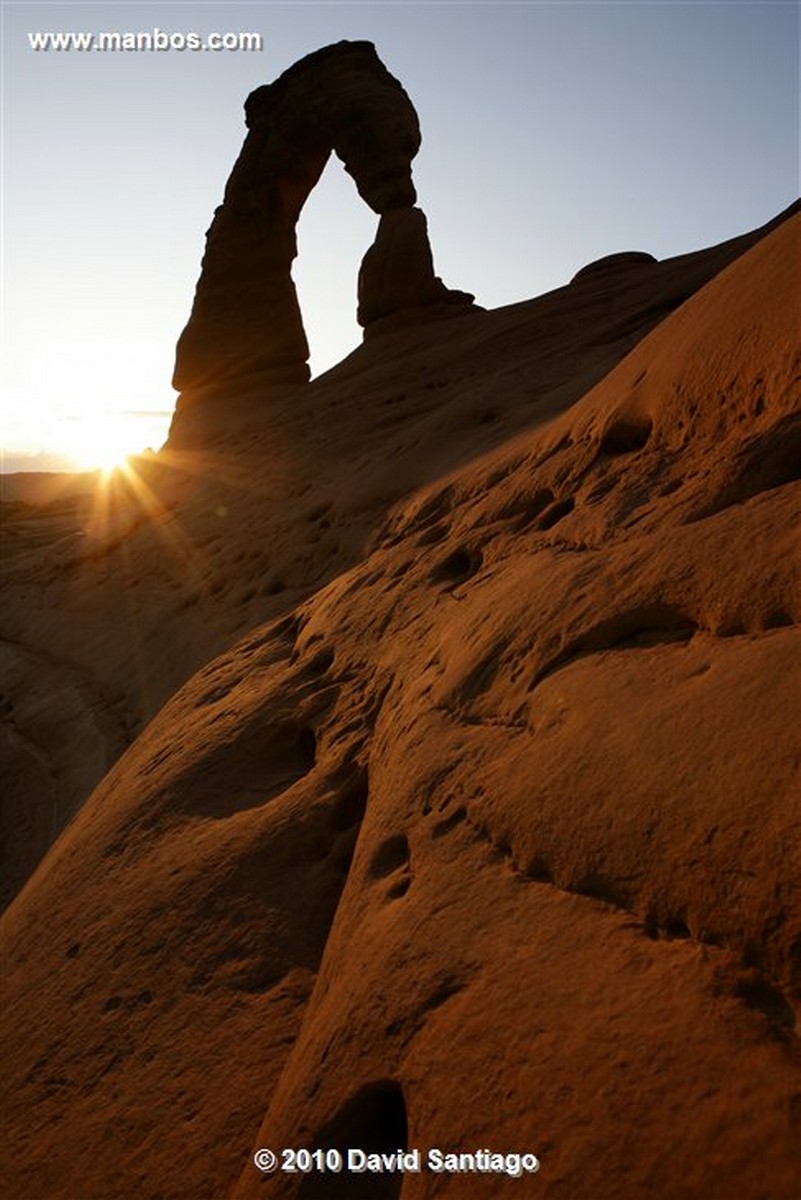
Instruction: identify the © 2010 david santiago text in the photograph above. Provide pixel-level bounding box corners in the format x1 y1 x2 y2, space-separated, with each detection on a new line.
253 1146 541 1178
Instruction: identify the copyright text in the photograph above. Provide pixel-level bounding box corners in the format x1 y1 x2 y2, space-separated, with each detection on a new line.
254 1146 541 1177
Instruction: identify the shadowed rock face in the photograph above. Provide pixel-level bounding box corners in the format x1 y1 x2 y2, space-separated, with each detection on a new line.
173 41 429 396
243 42 419 215
358 207 477 334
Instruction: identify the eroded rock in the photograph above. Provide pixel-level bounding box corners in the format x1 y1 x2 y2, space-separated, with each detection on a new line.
172 41 477 425
172 41 422 395
357 207 477 334
2 207 800 1200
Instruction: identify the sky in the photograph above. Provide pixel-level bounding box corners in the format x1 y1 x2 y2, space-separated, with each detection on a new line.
1 0 799 472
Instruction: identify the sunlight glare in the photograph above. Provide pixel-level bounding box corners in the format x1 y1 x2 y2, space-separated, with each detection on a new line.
64 416 145 476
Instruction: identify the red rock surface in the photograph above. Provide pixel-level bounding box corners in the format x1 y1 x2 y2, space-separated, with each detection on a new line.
1 206 799 1199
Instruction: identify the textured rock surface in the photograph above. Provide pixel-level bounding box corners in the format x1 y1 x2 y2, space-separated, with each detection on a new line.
2 209 790 911
358 207 477 333
1 205 799 1200
172 41 421 396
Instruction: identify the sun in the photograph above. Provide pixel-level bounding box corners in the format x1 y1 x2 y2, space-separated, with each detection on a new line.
92 443 133 478
64 417 143 477
73 441 132 478
97 446 133 477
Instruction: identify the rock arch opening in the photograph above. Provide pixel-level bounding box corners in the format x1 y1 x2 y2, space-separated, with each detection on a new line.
293 154 378 378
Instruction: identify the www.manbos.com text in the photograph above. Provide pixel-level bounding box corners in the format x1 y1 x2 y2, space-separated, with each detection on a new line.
28 29 263 53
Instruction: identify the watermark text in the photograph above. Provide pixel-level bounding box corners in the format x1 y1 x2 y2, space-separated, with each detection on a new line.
28 28 263 54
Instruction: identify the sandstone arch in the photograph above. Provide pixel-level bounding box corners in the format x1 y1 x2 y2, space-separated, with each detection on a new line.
172 41 475 399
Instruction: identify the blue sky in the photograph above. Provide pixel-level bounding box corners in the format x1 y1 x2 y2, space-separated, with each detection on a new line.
2 1 798 471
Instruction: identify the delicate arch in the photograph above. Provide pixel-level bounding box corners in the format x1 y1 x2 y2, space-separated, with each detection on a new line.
172 41 474 401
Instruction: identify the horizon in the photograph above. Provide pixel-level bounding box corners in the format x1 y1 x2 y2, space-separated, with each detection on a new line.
2 0 799 473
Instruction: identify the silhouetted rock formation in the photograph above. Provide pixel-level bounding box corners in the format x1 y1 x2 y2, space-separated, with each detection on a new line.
357 206 477 335
571 250 658 284
173 40 473 405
